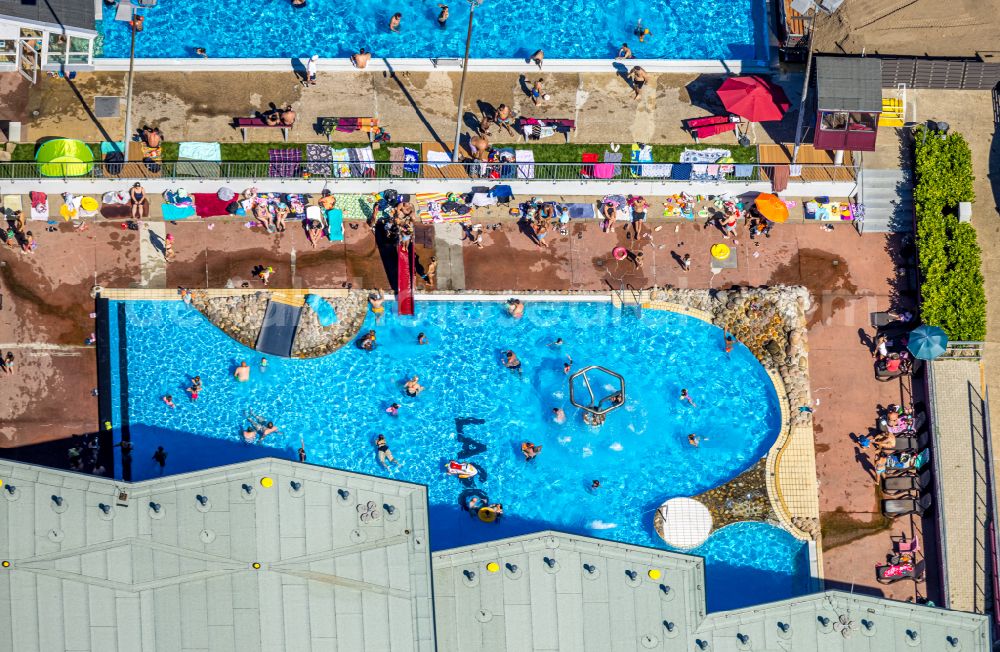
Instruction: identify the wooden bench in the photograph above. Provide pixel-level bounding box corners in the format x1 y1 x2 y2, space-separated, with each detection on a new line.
318 117 379 143
517 117 576 143
235 117 291 143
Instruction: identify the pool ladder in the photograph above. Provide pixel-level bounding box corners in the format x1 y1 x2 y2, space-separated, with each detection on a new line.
612 282 645 318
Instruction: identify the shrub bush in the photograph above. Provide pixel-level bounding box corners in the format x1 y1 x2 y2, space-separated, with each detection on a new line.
912 127 985 340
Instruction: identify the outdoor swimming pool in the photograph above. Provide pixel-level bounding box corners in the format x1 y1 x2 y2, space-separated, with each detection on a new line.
96 0 765 61
105 298 809 610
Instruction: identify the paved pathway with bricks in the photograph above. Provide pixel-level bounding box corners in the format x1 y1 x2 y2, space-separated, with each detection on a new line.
929 359 992 613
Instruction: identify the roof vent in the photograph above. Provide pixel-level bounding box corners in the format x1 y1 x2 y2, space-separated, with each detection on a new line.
818 615 832 633
905 629 920 646
98 503 114 520
195 494 211 512
51 495 68 514
640 634 659 649
505 563 522 580
737 632 751 650
289 481 304 497
583 563 600 579
947 635 962 649
462 569 478 587
543 556 559 573
833 614 858 638
241 483 256 500
777 622 792 639
384 503 400 521
3 484 18 501
663 620 678 638
337 488 351 503
625 569 640 588
659 583 675 602
475 609 493 623
695 639 711 651
148 502 164 519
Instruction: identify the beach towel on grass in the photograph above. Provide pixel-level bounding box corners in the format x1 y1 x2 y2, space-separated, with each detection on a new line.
427 150 451 168
630 144 653 177
603 151 623 176
178 142 222 161
350 146 376 177
389 147 405 176
515 149 535 179
403 147 419 174
679 148 731 164
331 149 351 177
269 148 302 178
642 164 671 178
325 208 344 241
305 144 333 176
100 141 126 156
162 203 196 220
670 163 692 181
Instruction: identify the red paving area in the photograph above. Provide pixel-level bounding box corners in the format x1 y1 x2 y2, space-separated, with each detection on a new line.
0 216 928 601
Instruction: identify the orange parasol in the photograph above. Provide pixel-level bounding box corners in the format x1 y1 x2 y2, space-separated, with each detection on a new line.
754 193 789 223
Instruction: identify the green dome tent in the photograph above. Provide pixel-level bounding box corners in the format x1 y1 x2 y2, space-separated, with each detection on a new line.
35 139 94 177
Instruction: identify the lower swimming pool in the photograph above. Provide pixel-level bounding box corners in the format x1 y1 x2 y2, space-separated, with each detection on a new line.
96 0 765 61
105 298 809 610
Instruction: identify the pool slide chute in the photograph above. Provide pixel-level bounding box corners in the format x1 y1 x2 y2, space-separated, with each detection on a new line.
35 138 95 177
255 295 303 357
397 242 415 316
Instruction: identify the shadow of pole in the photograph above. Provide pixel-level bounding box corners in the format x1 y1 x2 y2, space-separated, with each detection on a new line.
65 76 115 144
382 59 447 152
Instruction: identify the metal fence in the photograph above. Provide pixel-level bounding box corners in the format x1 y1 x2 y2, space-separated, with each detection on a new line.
938 340 985 361
0 160 859 184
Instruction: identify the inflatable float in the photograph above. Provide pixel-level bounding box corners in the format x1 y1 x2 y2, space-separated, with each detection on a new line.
446 460 478 479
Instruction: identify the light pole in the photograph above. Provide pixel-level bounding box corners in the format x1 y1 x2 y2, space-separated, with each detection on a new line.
122 8 138 163
451 0 483 162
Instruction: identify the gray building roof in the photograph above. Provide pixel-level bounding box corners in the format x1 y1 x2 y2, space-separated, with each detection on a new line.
816 57 883 112
433 533 990 652
0 0 95 33
0 458 435 652
432 531 707 652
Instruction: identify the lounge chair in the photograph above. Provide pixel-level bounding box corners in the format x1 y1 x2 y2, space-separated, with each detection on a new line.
685 115 735 129
875 560 924 584
885 430 929 453
881 469 932 495
891 532 920 555
881 493 933 517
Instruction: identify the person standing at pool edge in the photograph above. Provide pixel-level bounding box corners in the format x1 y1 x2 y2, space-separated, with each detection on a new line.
306 54 319 86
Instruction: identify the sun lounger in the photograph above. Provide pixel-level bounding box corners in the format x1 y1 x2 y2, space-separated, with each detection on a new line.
235 117 291 143
2 194 22 220
881 493 932 517
692 121 738 141
892 532 920 554
325 208 344 241
886 431 929 453
875 560 923 584
685 115 738 129
881 468 932 495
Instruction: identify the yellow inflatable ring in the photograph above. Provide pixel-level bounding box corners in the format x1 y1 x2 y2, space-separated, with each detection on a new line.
478 507 497 523
710 244 731 260
80 196 99 212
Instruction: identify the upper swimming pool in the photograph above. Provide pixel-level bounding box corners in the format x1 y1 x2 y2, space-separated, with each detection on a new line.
105 298 807 610
96 0 765 60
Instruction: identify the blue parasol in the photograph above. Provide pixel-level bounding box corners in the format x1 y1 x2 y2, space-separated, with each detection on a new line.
906 324 949 360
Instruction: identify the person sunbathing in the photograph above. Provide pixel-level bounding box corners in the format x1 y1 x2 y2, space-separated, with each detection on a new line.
141 126 162 148
279 105 296 126
307 219 324 247
264 111 280 126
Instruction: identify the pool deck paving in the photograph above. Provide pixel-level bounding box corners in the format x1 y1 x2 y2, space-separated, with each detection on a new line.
0 69 801 149
0 207 931 603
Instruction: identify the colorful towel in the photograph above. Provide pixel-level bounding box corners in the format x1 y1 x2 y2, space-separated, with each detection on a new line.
350 146 376 177
335 194 374 221
325 208 344 241
427 150 451 168
403 147 419 174
416 192 469 224
771 165 790 192
567 203 596 219
679 148 731 164
269 148 302 178
192 192 231 217
515 149 535 179
305 144 333 176
630 144 653 177
603 152 623 176
734 164 754 178
162 203 196 220
670 164 692 180
100 141 126 156
331 148 351 177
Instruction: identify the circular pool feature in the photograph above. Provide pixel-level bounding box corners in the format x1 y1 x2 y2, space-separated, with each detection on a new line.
657 498 712 549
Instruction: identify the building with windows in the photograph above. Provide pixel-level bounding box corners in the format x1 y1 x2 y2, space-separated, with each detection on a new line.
0 0 97 80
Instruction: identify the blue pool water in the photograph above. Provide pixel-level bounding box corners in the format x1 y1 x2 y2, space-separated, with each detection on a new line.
106 299 809 610
97 0 764 60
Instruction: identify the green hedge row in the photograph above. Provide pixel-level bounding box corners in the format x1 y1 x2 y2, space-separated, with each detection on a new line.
913 127 985 340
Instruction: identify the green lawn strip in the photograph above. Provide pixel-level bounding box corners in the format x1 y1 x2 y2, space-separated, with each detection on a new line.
516 142 757 164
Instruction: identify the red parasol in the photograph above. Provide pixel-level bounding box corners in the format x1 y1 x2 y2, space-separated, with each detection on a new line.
716 76 791 123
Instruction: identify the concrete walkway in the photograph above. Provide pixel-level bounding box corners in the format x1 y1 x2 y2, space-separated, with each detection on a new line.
138 221 167 288
928 359 992 614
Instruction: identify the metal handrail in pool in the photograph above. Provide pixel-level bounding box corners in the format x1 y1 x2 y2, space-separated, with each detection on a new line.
0 161 859 183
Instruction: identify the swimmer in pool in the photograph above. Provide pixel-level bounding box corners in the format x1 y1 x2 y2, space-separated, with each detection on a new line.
547 338 564 347
162 394 175 408
369 292 385 323
504 350 522 374
360 330 376 351
552 407 566 424
417 332 428 345
375 434 399 467
688 433 700 447
243 428 258 443
437 4 448 27
386 402 400 416
590 479 601 492
506 298 524 319
563 357 573 374
234 361 250 382
634 19 651 42
389 12 402 32
404 376 424 396
521 441 542 461
260 422 280 438
679 389 696 406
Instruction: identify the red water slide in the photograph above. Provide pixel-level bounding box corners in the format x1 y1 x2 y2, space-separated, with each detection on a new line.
397 242 415 316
